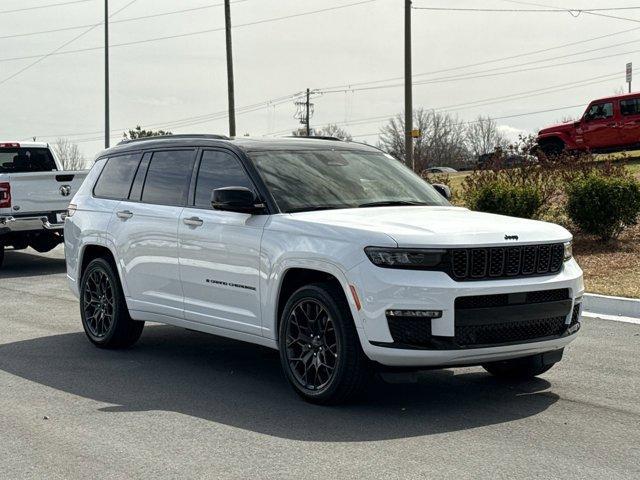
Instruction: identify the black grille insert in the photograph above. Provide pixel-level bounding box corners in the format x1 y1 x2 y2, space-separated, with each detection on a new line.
387 315 432 347
455 316 567 347
450 243 564 281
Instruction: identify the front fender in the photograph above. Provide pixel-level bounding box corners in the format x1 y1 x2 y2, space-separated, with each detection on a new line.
537 131 579 150
261 256 365 341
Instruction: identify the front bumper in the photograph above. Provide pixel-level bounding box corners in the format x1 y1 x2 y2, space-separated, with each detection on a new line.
0 213 66 234
348 258 584 367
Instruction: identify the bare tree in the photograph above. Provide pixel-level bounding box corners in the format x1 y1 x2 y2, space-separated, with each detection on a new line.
378 108 469 171
53 138 86 170
316 123 353 141
465 116 508 158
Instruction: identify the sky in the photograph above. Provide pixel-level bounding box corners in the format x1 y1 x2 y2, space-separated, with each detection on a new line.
2 0 640 160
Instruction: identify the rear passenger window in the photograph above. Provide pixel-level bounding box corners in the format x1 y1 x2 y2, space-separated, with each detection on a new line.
141 150 195 206
93 154 141 200
194 150 255 208
620 98 640 116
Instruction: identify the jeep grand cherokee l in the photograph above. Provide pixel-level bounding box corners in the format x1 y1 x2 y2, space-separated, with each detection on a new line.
64 135 584 404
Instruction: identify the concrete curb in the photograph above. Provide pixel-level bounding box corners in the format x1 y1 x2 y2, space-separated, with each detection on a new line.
583 293 640 320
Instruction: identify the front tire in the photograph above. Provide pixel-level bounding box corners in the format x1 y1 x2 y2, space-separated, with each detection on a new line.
482 351 560 380
278 282 370 405
80 257 144 349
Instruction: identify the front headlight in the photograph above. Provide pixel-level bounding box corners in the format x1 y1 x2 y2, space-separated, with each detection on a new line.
563 240 573 261
365 247 446 269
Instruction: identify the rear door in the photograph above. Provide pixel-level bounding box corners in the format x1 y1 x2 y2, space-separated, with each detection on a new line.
580 101 624 149
178 148 267 336
619 96 640 146
109 149 196 319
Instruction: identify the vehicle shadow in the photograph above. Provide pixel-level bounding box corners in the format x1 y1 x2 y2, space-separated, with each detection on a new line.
0 248 66 279
0 325 558 442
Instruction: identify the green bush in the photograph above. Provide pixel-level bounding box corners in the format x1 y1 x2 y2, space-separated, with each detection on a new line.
467 181 543 219
567 172 640 241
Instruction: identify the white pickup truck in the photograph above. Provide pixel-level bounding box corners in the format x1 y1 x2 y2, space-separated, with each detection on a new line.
0 141 88 267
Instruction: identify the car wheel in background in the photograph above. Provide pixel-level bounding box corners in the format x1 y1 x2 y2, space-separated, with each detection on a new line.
79 257 144 349
482 350 562 380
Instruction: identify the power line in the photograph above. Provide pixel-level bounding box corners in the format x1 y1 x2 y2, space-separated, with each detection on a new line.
412 6 640 13
0 0 138 87
0 0 379 64
0 1 250 40
318 24 640 91
503 0 640 24
0 0 93 15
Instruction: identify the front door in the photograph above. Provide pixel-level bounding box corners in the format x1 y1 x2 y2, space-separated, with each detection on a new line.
580 101 623 149
178 149 267 336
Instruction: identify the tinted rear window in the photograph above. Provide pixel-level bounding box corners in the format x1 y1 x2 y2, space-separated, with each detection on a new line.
93 154 142 200
0 147 57 173
141 150 195 206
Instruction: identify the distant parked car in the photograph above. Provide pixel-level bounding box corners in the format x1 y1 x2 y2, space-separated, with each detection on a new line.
425 166 457 174
537 92 640 155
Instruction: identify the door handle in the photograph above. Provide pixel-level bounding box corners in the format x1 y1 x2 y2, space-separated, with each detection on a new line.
116 210 133 220
183 216 204 227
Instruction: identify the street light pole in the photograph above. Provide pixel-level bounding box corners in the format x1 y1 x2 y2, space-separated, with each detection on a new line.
104 0 110 148
224 0 236 137
404 0 413 169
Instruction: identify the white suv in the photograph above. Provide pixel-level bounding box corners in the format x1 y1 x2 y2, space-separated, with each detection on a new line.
65 135 584 404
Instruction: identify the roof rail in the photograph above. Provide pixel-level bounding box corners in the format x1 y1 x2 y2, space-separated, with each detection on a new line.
282 135 343 142
117 133 230 145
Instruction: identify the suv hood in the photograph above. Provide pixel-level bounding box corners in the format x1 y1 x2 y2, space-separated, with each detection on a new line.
538 121 574 135
287 206 571 247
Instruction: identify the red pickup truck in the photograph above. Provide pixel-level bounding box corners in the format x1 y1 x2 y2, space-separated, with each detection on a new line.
537 92 640 155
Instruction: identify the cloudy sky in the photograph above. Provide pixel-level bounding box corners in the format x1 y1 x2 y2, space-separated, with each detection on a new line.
2 0 640 158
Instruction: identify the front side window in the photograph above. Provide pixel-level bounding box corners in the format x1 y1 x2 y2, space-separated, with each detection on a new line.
93 154 141 200
0 147 57 173
584 102 613 121
141 150 195 206
250 149 449 213
194 150 255 208
620 98 640 116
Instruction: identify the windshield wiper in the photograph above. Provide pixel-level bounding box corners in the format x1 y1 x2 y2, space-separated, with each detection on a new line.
357 200 429 208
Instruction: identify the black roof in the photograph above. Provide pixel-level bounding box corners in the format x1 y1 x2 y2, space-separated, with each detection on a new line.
97 135 380 160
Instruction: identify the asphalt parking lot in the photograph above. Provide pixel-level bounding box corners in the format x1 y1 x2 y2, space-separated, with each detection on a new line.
0 246 639 480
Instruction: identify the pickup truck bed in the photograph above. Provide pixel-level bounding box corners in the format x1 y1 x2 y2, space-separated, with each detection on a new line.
0 141 88 267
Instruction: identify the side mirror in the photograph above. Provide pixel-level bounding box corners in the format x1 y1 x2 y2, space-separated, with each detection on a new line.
211 187 265 214
432 183 452 201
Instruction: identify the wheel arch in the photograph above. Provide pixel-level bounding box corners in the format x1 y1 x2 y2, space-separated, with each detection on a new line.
267 261 363 343
78 243 128 296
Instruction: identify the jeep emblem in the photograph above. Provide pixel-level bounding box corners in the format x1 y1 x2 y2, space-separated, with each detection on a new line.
504 234 519 240
59 185 71 197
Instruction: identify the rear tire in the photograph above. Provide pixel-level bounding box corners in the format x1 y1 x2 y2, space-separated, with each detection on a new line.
278 282 370 405
79 257 144 349
482 351 560 380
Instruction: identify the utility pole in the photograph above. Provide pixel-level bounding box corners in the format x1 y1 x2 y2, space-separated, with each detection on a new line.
404 0 413 170
305 88 311 136
104 0 110 148
224 0 236 137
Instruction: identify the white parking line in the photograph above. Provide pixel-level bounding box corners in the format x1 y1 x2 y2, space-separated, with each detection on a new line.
582 311 640 326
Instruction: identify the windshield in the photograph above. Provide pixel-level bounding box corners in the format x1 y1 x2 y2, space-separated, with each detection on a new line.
250 149 449 213
0 147 57 173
